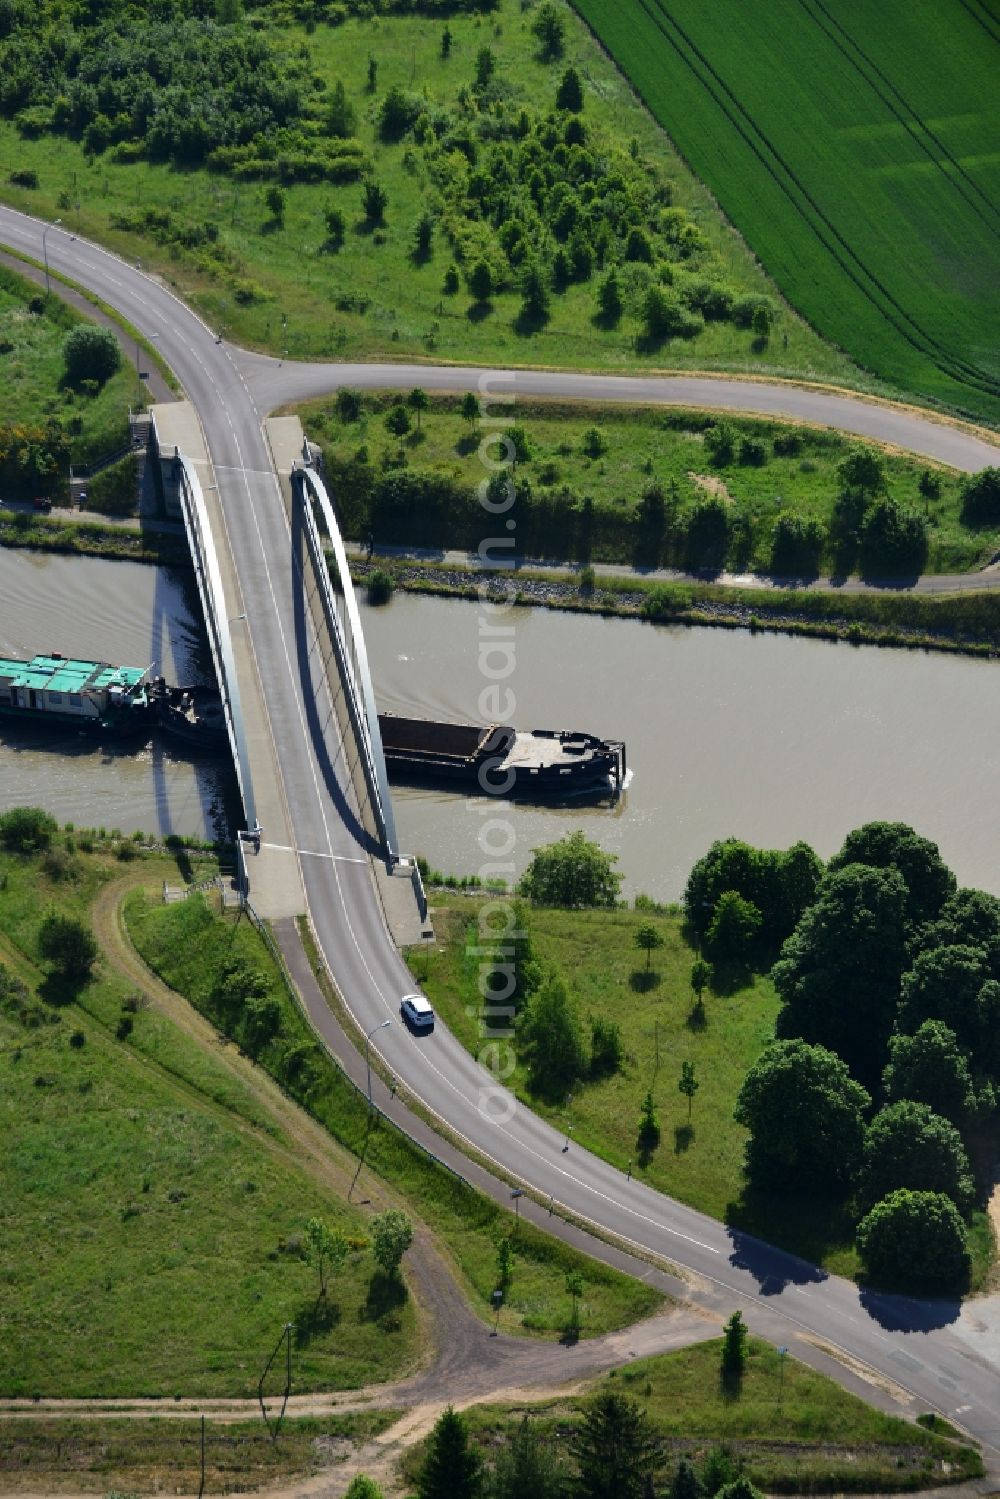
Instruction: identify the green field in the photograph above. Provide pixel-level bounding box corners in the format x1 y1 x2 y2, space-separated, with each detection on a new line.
304 390 983 573
572 0 1000 424
399 1339 983 1494
418 899 995 1284
125 887 663 1341
0 844 422 1398
0 262 142 472
0 1 863 387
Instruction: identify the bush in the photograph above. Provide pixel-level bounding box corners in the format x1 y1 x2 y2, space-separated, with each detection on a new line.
770 512 825 576
86 453 138 517
960 467 1000 526
856 1188 969 1289
0 807 57 853
38 912 98 979
858 495 928 576
521 830 621 908
366 568 395 605
63 325 122 386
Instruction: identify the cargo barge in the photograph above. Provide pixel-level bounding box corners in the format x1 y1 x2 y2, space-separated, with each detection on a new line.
0 654 225 744
377 713 626 799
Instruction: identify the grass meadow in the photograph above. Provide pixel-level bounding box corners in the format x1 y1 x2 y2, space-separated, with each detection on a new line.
399 1338 983 1492
0 263 143 468
126 887 662 1341
572 0 1000 424
0 844 422 1397
0 1 861 388
418 899 996 1286
303 390 984 573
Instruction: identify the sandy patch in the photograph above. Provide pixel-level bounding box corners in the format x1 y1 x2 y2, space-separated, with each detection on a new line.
688 471 732 501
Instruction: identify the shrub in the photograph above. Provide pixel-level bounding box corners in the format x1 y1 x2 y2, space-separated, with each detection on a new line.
38 913 98 979
366 568 395 605
9 168 39 188
63 325 122 386
582 426 607 458
0 807 57 853
960 467 1000 526
738 436 767 467
858 495 928 576
770 512 825 576
86 454 138 517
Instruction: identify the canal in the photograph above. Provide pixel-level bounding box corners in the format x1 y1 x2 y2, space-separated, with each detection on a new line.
3 548 997 901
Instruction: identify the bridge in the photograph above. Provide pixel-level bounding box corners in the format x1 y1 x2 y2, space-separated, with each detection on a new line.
2 206 998 1461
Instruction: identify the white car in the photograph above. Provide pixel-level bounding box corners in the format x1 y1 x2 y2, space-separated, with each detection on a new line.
400 993 434 1032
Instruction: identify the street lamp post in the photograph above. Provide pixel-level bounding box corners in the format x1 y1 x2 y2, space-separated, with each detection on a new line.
365 1019 392 1111
42 218 62 295
777 1345 788 1404
510 1187 524 1228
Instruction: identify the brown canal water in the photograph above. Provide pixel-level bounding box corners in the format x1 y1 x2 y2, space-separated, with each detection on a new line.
359 591 1000 903
0 548 237 840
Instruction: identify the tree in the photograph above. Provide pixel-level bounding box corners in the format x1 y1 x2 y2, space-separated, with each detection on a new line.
531 2 566 61
831 823 953 928
475 46 495 89
441 26 453 60
734 1039 871 1192
0 806 56 853
882 1020 975 1125
750 304 771 343
326 79 356 138
770 512 825 577
379 85 422 143
858 495 928 577
772 864 909 1086
704 892 762 964
638 1089 660 1148
371 1209 413 1276
468 258 494 304
895 943 993 1058
486 1416 568 1499
362 175 387 226
408 387 429 430
496 1236 514 1293
837 446 886 498
38 912 98 980
960 467 1000 526
265 184 285 224
63 324 121 385
520 969 587 1099
718 1482 765 1499
521 830 622 908
684 495 730 570
367 53 378 93
685 837 821 953
324 204 346 250
643 287 701 342
417 1406 482 1499
413 213 434 261
570 1391 664 1499
385 403 412 440
304 1216 348 1299
855 1101 975 1214
461 391 479 427
679 1060 699 1119
443 264 460 295
720 1310 747 1378
856 1189 969 1290
635 924 663 971
556 66 583 112
691 958 711 1001
597 268 623 324
520 263 550 326
670 1459 704 1499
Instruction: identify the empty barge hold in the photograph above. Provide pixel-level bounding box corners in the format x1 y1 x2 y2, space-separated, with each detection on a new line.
377 714 626 798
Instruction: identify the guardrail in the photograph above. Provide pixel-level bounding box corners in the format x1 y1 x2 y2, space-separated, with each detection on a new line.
175 452 257 834
294 462 398 866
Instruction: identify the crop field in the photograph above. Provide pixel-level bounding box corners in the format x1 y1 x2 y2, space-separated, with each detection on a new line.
572 0 1000 424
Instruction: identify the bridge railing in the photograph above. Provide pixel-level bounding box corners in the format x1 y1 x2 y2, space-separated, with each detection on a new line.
294 461 399 867
175 452 257 835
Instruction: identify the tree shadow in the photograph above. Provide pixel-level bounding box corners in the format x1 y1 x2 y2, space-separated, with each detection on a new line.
674 1123 694 1154
686 1000 707 1032
453 433 478 457
361 1268 408 1324
857 1284 962 1332
636 1130 660 1169
725 1189 845 1293
294 1295 341 1348
708 959 752 997
513 306 550 337
38 971 90 1008
629 970 659 994
591 308 622 332
466 300 492 323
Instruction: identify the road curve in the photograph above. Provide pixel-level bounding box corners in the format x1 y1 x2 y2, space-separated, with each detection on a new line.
237 352 1000 474
2 206 999 1463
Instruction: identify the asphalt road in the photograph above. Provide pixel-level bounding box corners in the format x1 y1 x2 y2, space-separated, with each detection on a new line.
3 207 999 1461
